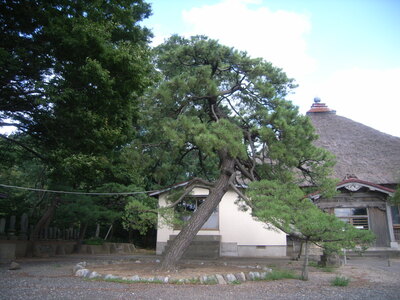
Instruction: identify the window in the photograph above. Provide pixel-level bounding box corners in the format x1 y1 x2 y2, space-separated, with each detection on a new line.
334 208 369 229
391 206 400 240
391 206 400 224
174 196 219 230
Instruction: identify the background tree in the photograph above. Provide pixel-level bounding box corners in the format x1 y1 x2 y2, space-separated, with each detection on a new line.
246 180 375 280
0 136 47 218
0 0 154 246
143 35 336 270
0 0 152 182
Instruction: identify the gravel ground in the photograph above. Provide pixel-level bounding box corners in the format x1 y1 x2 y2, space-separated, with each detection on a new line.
1 254 399 300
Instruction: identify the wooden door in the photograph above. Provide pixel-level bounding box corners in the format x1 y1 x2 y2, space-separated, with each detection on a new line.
368 208 390 247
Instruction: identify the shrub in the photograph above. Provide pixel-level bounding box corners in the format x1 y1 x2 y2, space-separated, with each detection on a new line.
331 276 350 286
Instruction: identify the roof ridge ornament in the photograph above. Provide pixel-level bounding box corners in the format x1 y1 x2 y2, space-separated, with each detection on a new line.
306 97 336 114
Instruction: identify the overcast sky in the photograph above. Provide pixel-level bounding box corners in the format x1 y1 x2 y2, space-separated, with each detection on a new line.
144 0 400 137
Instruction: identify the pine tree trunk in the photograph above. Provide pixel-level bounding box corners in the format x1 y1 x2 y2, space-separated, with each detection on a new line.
301 240 310 280
160 153 235 271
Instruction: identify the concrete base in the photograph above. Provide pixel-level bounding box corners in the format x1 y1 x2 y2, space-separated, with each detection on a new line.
220 242 238 256
0 242 16 262
236 245 286 257
156 242 167 255
221 242 287 257
161 235 221 259
158 239 287 258
220 243 287 257
34 243 57 257
0 240 135 258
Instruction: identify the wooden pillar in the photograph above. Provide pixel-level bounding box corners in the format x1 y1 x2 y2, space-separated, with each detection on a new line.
386 203 399 249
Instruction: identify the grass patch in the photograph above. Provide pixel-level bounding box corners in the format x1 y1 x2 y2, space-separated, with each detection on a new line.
308 261 336 273
186 278 201 284
264 269 300 281
308 261 319 268
104 278 137 284
83 237 104 245
320 266 335 273
331 276 350 287
168 278 205 285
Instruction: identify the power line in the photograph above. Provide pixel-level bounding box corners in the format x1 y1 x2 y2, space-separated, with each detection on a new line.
0 183 157 196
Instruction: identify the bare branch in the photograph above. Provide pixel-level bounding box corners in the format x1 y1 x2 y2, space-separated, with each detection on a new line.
246 130 257 176
210 104 219 122
234 158 256 181
164 177 214 209
222 95 249 126
229 182 249 202
0 122 19 127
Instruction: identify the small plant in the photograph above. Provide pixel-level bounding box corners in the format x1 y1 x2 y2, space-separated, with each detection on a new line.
103 278 134 284
229 279 242 285
308 261 318 268
169 279 185 285
264 269 299 281
100 277 164 284
331 276 350 287
320 266 335 273
83 237 104 245
186 278 201 284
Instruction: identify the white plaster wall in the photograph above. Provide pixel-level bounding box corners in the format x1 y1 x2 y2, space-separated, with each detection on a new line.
156 188 219 245
157 187 286 248
219 190 286 246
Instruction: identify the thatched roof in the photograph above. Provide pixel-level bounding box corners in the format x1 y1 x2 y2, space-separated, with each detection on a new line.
307 100 400 185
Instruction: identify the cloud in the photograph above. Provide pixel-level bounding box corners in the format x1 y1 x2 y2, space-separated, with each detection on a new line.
314 67 400 137
182 0 316 79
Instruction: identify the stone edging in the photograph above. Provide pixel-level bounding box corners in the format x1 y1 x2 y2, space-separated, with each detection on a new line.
73 261 273 285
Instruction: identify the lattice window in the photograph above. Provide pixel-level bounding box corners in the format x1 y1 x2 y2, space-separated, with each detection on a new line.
391 206 400 241
334 208 369 229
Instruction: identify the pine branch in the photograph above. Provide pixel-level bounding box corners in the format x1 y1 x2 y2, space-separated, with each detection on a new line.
0 133 46 161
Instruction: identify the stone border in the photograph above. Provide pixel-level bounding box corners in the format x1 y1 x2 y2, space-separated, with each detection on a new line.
73 260 273 285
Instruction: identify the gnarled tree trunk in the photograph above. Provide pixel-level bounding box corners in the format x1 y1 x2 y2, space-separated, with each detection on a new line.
160 152 235 271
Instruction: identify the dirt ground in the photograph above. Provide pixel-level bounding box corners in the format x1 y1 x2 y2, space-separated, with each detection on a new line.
2 253 400 300
88 254 400 285
338 257 400 286
90 259 269 280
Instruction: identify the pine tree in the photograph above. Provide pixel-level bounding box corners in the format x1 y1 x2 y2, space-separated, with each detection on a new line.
144 35 336 270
